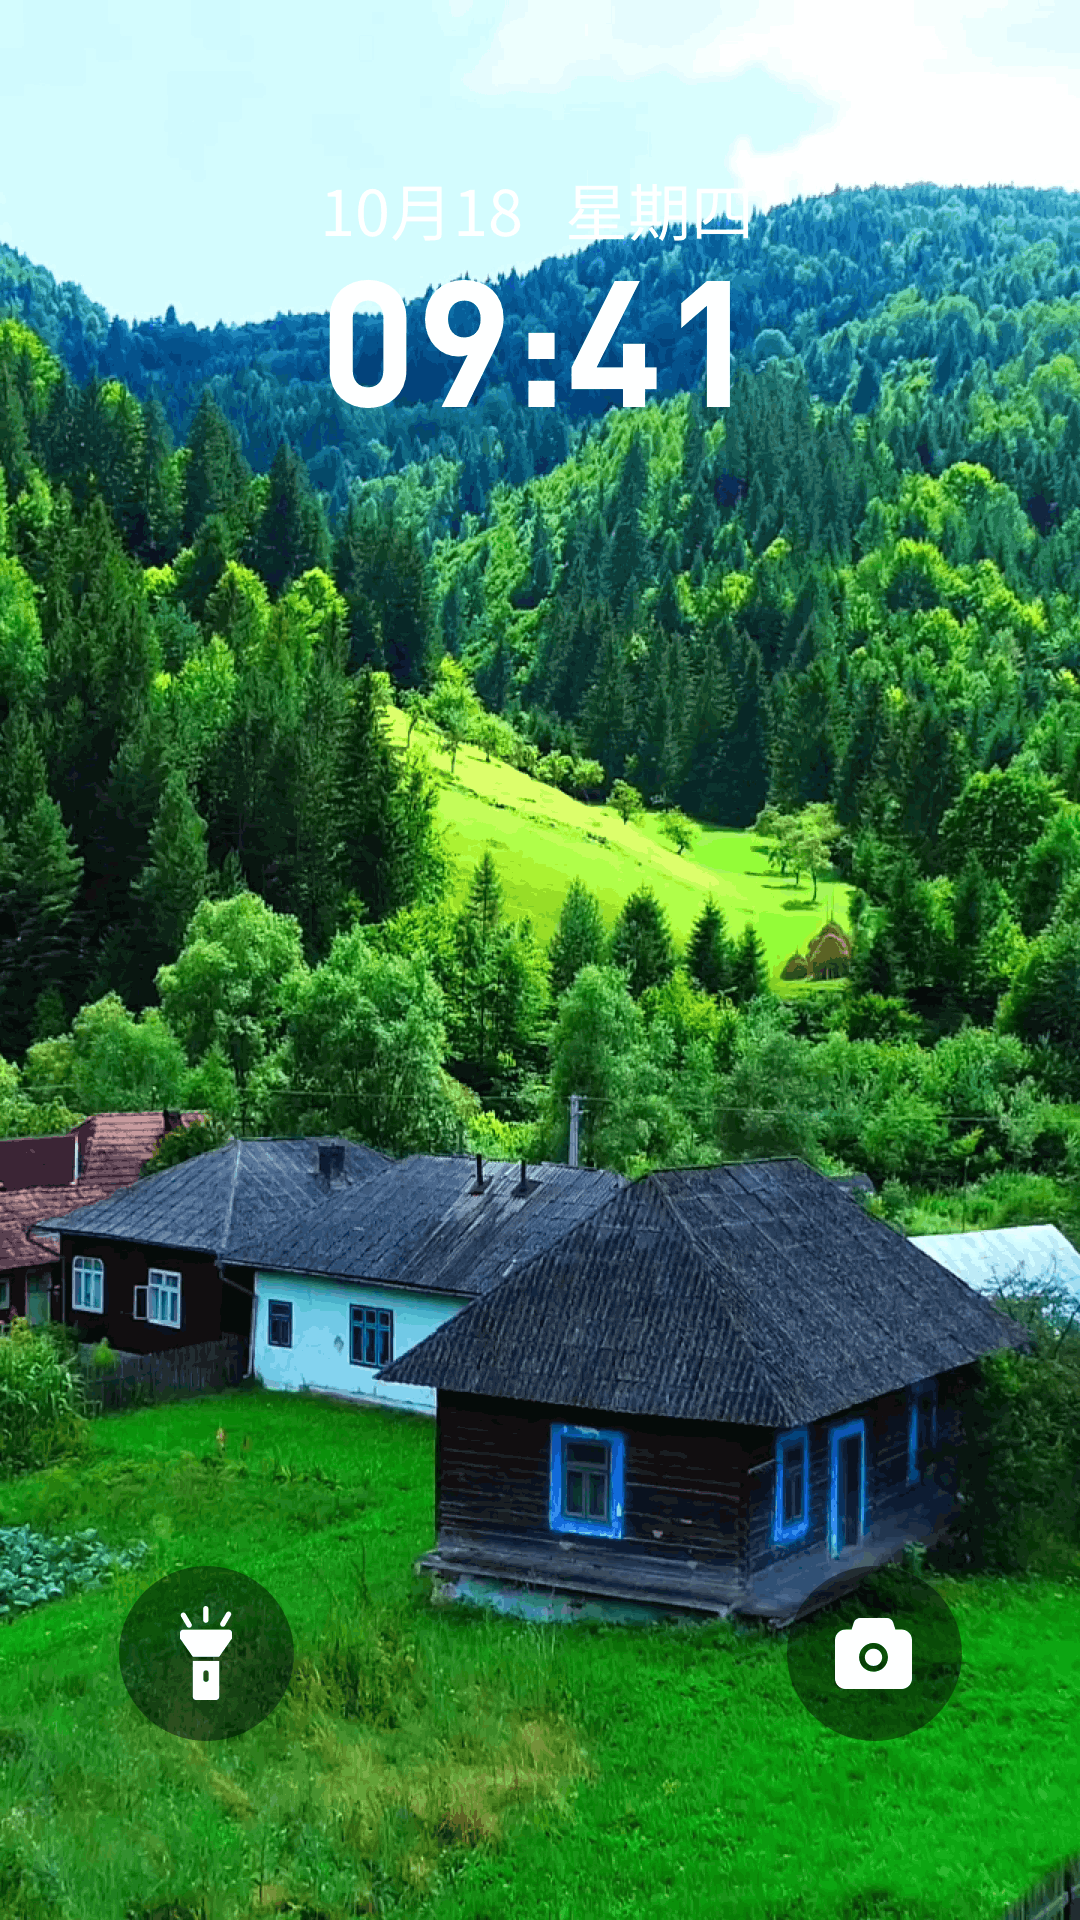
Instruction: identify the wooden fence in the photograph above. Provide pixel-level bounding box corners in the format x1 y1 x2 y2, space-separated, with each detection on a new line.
77 1335 248 1411
1003 1859 1080 1920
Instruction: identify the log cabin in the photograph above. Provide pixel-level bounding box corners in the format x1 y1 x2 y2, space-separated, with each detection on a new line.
377 1158 1027 1622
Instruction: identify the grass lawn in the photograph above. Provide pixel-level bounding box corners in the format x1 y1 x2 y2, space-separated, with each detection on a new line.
1 1388 1078 1920
386 711 851 988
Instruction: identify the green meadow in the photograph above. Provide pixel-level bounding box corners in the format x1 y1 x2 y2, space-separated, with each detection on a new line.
387 712 851 985
0 1387 1077 1920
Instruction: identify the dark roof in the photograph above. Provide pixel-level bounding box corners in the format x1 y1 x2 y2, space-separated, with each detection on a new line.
1 1112 200 1274
226 1156 625 1293
378 1159 1026 1426
0 1133 76 1191
31 1138 389 1258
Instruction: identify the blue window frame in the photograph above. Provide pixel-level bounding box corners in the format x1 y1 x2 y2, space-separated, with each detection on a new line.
773 1427 810 1544
549 1424 625 1539
828 1418 866 1558
268 1300 292 1348
907 1379 938 1485
351 1304 393 1368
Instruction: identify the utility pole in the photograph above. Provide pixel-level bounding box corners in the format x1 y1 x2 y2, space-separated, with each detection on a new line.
569 1093 583 1169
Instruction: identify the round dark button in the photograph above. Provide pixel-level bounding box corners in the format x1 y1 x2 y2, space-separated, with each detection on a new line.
118 1566 294 1740
785 1567 962 1739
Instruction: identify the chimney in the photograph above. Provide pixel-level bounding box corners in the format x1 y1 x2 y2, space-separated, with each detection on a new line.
163 1110 182 1134
318 1141 346 1184
514 1159 531 1194
470 1153 485 1194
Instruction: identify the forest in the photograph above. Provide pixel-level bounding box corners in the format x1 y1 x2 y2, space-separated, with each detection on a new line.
1 182 1079 1239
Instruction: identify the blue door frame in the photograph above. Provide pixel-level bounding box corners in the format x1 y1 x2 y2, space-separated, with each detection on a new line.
828 1418 866 1558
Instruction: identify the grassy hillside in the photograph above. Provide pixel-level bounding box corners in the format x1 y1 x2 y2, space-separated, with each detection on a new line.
389 712 851 984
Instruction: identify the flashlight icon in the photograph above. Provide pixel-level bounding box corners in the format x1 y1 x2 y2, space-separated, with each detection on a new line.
179 1605 233 1700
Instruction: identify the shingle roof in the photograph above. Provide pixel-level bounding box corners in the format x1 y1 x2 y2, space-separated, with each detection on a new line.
378 1159 1026 1426
31 1138 390 1258
0 1190 70 1271
227 1156 625 1293
911 1224 1080 1301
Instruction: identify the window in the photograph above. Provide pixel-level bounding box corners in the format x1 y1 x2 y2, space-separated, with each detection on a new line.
549 1424 625 1539
268 1300 293 1348
136 1268 181 1327
72 1255 104 1314
908 1380 938 1485
0 1279 8 1311
773 1428 810 1544
351 1304 392 1368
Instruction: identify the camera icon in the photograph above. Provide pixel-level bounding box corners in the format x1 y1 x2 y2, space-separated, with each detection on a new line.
834 1616 912 1690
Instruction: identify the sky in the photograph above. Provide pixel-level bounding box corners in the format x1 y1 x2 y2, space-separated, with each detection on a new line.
2 0 1080 328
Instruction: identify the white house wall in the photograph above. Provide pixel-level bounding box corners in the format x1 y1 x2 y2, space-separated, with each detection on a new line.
251 1272 464 1415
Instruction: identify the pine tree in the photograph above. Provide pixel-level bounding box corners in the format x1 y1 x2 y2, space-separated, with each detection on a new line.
453 852 505 1074
686 897 733 998
549 878 606 999
0 795 83 1056
609 887 675 997
252 439 331 598
183 392 251 540
728 919 770 1005
132 770 209 965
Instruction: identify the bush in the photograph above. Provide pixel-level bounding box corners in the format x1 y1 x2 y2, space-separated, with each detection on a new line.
0 1319 90 1475
937 1283 1080 1575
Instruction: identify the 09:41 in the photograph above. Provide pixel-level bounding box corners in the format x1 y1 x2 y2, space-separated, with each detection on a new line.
328 279 730 411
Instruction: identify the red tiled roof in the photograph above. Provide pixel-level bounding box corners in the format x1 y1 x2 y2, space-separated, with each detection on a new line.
0 1112 201 1274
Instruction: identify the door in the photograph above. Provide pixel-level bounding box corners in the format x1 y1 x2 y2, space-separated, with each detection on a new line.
839 1435 861 1548
829 1420 865 1556
25 1279 51 1328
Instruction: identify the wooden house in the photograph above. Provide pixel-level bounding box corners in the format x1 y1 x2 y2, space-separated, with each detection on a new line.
227 1154 624 1414
377 1159 1026 1622
33 1145 622 1415
0 1112 197 1329
30 1137 388 1354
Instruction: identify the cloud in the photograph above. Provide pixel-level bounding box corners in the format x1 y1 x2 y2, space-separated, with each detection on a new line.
465 0 1080 202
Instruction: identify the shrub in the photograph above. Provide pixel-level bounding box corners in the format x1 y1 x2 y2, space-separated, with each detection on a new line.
937 1283 1080 1575
0 1320 90 1475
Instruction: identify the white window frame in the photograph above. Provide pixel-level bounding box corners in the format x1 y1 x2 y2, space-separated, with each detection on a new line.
72 1255 105 1314
137 1267 182 1328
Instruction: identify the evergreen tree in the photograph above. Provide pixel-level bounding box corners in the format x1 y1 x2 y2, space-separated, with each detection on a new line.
251 439 331 598
686 896 733 998
728 919 770 1005
549 878 607 1000
333 498 435 686
609 886 676 997
182 392 251 541
0 795 83 1055
132 770 209 971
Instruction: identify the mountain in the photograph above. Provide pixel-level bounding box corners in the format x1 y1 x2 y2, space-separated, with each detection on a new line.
6 183 1080 517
